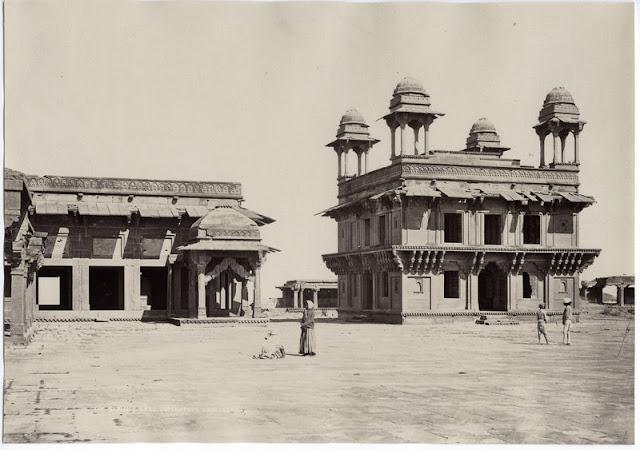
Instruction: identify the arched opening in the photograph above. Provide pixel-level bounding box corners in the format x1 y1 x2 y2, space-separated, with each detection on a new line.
562 132 576 163
344 150 359 177
522 271 532 299
478 262 508 311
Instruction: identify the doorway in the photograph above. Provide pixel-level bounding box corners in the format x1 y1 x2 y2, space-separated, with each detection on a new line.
361 272 374 310
140 267 168 310
478 262 508 311
89 267 124 310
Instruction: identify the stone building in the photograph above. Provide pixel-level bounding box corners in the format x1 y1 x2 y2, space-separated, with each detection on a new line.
276 279 338 308
4 169 276 342
320 78 600 323
581 276 634 306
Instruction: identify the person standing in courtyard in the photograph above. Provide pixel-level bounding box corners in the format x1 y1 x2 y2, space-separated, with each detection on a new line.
299 300 316 356
536 303 550 344
562 298 573 345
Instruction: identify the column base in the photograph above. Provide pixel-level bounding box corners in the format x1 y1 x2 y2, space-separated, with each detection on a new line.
197 307 207 319
252 307 265 318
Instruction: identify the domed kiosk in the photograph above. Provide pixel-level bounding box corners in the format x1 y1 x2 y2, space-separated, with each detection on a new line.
178 206 277 320
534 86 585 167
464 117 510 155
382 76 445 157
326 108 380 179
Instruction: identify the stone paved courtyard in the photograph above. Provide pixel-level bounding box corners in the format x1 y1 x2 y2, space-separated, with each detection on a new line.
3 317 634 444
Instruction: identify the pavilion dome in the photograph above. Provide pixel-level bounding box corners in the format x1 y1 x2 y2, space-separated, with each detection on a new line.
339 108 367 126
544 87 576 106
469 117 497 134
190 207 260 241
393 76 427 96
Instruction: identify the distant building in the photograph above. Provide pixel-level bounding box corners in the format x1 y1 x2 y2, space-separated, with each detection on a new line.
4 169 276 342
320 78 600 323
276 280 338 308
581 276 634 306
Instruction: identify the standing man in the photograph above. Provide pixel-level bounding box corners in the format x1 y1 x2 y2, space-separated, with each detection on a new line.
536 303 550 344
562 297 573 345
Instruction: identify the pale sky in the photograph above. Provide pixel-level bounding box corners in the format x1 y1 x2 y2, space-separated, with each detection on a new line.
5 1 634 299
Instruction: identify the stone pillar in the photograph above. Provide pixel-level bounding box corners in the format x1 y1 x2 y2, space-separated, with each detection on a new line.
357 152 362 176
538 133 546 167
336 150 342 178
469 273 479 311
240 279 249 316
544 273 551 309
343 149 349 176
173 264 182 313
253 264 262 318
573 131 580 164
73 260 90 311
390 125 397 158
9 266 27 342
187 263 197 318
552 131 559 165
423 123 430 154
196 262 207 319
364 150 369 174
299 288 305 308
398 116 408 155
617 285 625 306
312 288 319 307
560 132 568 163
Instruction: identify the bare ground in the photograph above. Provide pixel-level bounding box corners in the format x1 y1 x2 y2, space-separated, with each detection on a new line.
3 317 634 443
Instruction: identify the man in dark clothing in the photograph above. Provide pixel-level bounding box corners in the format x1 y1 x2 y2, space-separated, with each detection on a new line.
562 298 573 345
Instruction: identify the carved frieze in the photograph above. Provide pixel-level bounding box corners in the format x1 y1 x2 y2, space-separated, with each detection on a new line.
25 175 242 198
401 164 579 185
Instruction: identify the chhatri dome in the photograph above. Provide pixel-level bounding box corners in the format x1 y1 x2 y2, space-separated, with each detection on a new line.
340 108 367 126
469 117 497 134
543 87 576 106
465 117 506 153
537 86 581 124
393 76 428 96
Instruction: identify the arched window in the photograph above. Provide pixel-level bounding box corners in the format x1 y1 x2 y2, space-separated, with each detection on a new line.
523 272 532 299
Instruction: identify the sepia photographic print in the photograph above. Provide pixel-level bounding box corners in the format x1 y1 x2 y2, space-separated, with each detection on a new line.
2 0 635 445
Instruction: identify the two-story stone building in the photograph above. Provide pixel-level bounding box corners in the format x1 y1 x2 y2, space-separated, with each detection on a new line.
321 78 600 322
4 169 276 342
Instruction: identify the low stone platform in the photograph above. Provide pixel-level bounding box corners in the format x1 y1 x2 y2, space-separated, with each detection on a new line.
35 310 168 322
167 316 269 327
268 307 339 321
